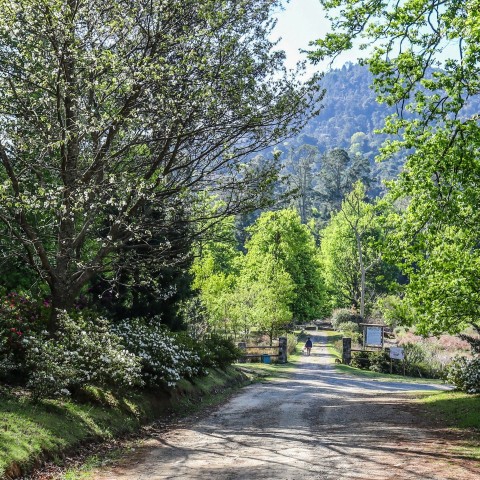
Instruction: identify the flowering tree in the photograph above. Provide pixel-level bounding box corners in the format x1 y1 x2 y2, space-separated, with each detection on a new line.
0 0 320 330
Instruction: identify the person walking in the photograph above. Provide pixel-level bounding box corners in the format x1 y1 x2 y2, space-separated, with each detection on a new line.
304 337 313 356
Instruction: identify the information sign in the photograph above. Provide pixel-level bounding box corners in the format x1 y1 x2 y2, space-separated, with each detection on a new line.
365 326 383 347
389 347 405 360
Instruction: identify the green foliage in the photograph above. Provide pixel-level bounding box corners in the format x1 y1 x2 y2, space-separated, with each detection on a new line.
315 149 371 222
245 209 326 322
351 345 443 379
202 335 242 369
310 0 480 335
286 333 299 355
330 308 362 330
26 313 143 399
447 357 480 394
320 183 399 316
447 325 480 394
0 0 320 318
375 295 414 329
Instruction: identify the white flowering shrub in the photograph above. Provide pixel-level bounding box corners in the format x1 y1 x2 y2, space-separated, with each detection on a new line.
114 318 202 388
25 312 143 399
446 356 480 394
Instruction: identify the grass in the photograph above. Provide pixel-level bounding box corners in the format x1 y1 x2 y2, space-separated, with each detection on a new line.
414 390 480 460
322 330 342 360
0 366 247 479
415 390 480 430
0 390 151 477
319 329 445 384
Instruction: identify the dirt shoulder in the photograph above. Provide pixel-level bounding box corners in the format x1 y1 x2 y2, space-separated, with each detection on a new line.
91 335 479 480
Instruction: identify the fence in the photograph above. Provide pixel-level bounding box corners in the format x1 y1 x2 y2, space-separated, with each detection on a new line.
238 337 287 363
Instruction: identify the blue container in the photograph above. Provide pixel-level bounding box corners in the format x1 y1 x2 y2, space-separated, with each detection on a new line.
261 354 271 364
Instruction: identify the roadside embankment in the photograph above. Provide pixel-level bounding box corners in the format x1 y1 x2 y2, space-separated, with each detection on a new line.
0 366 249 479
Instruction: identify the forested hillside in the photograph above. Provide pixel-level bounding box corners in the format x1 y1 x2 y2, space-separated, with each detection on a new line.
276 63 401 196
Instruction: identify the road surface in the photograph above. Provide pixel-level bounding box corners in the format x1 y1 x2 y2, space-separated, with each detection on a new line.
93 335 479 479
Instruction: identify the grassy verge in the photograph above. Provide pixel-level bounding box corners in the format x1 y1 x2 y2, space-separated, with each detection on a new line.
333 363 445 384
0 366 247 479
320 330 445 384
322 330 342 360
416 390 480 430
415 390 480 460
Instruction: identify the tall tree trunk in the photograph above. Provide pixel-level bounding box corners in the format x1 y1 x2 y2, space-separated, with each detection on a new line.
355 232 366 319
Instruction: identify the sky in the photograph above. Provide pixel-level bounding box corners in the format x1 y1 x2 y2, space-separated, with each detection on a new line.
274 0 460 74
272 0 364 74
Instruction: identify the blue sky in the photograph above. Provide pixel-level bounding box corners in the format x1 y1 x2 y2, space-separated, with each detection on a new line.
272 0 363 74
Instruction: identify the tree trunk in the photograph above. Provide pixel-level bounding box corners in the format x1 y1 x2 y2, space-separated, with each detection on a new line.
355 232 366 319
49 283 75 334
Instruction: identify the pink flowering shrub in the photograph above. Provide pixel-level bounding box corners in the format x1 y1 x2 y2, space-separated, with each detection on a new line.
0 292 51 380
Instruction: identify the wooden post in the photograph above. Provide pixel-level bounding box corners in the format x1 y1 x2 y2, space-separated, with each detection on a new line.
342 337 352 365
238 342 246 363
278 337 287 364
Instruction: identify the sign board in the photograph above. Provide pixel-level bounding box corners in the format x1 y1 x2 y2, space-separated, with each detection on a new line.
389 347 405 360
365 326 383 347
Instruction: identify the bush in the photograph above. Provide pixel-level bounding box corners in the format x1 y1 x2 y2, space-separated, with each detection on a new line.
25 312 143 399
0 292 51 381
202 335 242 369
286 333 298 355
447 356 480 394
339 321 362 344
331 308 362 331
351 350 392 373
114 317 203 388
351 350 372 369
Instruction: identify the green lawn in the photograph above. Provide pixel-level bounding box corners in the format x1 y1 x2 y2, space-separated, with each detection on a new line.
0 389 153 477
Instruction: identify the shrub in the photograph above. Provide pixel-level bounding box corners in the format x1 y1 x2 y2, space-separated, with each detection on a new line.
0 292 51 381
25 312 142 399
339 321 362 344
447 326 480 393
286 333 298 355
331 308 362 331
447 356 480 394
351 350 372 369
203 335 242 369
114 317 203 388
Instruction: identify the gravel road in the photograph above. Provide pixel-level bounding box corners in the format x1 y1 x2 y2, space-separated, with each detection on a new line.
94 335 479 480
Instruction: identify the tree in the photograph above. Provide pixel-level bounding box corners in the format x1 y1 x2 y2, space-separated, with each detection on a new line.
282 144 320 224
191 217 241 334
246 254 294 344
320 182 398 317
244 209 326 322
314 148 371 222
310 0 480 333
0 0 321 330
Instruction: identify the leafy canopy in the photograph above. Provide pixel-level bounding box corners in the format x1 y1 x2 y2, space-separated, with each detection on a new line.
310 0 480 333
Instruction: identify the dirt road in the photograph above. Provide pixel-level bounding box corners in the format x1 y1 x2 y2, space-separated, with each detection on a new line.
94 335 479 480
